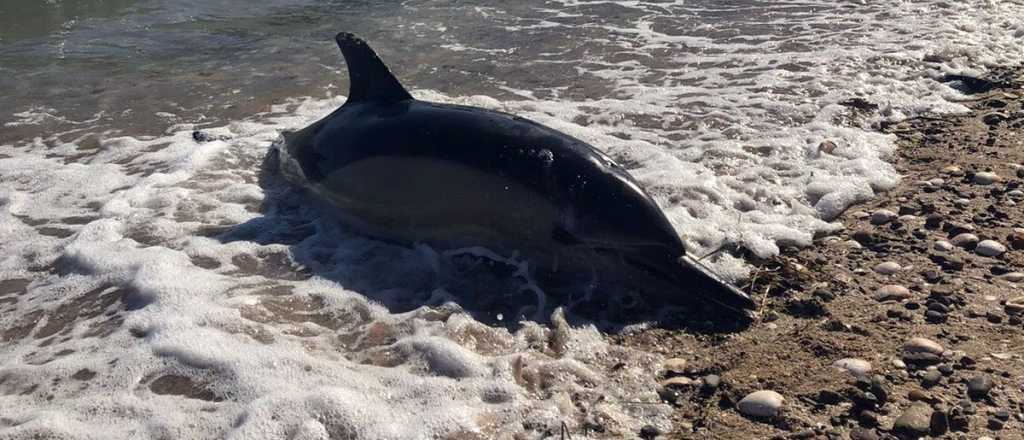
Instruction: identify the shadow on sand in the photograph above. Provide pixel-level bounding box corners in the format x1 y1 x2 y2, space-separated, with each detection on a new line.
215 148 752 335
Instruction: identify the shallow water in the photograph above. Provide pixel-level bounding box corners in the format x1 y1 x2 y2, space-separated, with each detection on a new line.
1 0 1023 438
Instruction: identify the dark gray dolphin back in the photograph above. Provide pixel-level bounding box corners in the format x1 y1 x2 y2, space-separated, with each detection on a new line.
335 32 412 104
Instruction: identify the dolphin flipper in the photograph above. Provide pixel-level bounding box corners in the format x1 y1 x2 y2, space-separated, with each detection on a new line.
335 32 413 104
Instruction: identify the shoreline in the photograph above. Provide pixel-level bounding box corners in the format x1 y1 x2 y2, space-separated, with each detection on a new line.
620 66 1024 439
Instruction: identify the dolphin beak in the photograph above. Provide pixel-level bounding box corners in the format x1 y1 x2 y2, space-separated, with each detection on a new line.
676 254 757 314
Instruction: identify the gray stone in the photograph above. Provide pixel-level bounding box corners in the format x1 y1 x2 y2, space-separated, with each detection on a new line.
934 240 954 252
834 358 872 377
893 403 934 436
974 171 1001 185
976 240 1007 257
874 261 902 274
951 233 979 249
870 209 897 225
736 390 784 418
967 375 994 399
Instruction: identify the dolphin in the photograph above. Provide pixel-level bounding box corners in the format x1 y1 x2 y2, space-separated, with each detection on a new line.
276 32 756 314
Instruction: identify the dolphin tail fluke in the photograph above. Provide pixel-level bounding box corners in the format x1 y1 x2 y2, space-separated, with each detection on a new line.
334 32 413 105
676 255 757 314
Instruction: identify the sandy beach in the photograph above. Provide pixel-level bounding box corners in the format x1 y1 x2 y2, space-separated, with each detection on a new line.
619 67 1024 439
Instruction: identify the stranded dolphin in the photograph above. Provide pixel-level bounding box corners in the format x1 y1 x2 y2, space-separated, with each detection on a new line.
276 32 756 314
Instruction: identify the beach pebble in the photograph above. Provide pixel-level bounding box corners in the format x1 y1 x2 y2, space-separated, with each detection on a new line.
967 375 994 399
975 240 1006 257
973 171 1001 185
920 369 942 387
874 285 911 302
737 390 784 418
874 261 901 274
904 337 943 355
834 358 872 376
660 376 694 389
941 165 963 175
893 403 934 436
951 233 979 249
1007 190 1024 200
934 240 954 252
662 358 688 376
1005 296 1024 314
927 178 944 186
870 209 897 225
702 374 721 390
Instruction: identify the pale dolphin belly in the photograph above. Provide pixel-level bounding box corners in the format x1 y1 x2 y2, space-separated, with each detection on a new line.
311 156 561 251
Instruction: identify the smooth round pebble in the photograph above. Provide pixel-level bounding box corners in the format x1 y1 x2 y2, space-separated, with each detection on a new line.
833 358 872 376
951 233 979 249
934 240 954 252
870 209 897 225
976 240 1006 257
903 337 943 355
973 171 1001 185
874 261 901 274
737 390 784 418
941 165 962 175
874 285 911 302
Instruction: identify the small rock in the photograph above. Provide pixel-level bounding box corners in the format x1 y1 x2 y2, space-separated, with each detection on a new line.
903 337 944 364
818 140 837 155
849 428 879 440
975 240 1007 257
893 403 934 437
941 165 963 175
929 253 965 271
988 417 1005 430
874 261 902 274
702 374 721 391
660 376 694 389
1003 272 1024 282
951 233 979 249
834 358 872 377
908 389 930 401
870 209 897 225
1005 296 1024 314
967 375 994 399
934 240 953 252
973 171 1001 185
639 424 661 440
662 358 687 376
920 370 942 388
874 285 912 302
736 390 784 418
986 311 1003 323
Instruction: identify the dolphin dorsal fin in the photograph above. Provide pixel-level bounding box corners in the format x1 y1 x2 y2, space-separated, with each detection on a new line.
335 33 413 105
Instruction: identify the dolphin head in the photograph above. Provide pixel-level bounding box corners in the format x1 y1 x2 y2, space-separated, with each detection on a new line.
556 171 756 314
